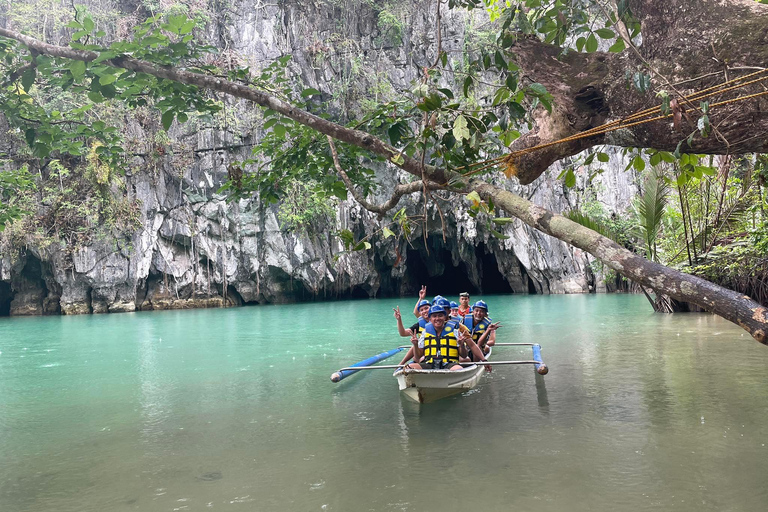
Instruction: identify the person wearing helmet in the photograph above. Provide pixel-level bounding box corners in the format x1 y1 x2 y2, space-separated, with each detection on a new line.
449 301 460 320
458 292 471 316
462 300 499 357
394 300 430 338
411 285 428 318
407 305 488 371
394 299 430 365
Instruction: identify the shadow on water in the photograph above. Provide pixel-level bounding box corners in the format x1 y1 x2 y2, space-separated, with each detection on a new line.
535 372 550 410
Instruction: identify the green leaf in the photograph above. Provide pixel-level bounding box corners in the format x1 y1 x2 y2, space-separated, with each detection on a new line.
453 115 470 141
388 122 408 145
585 33 598 52
463 76 473 97
70 60 86 78
494 50 506 69
99 73 117 85
608 38 626 53
659 151 676 163
83 16 94 32
595 28 615 39
597 152 610 163
87 91 104 103
507 101 526 120
339 229 355 250
633 155 646 171
564 168 576 188
382 227 395 238
273 124 287 137
24 128 35 148
576 36 586 52
161 110 175 131
466 190 482 205
21 67 36 92
490 229 510 240
528 83 548 96
492 217 514 225
301 88 321 98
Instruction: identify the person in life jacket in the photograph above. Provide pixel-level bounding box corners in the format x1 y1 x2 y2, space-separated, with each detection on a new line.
462 300 500 357
458 292 471 316
394 300 431 365
407 305 489 371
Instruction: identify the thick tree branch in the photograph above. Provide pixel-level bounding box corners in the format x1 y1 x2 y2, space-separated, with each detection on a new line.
326 136 442 216
472 181 768 345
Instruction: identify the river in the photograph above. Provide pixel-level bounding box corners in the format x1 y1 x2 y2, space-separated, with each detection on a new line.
1 294 767 511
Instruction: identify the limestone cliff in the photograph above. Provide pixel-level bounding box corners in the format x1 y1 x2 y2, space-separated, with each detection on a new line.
0 0 639 315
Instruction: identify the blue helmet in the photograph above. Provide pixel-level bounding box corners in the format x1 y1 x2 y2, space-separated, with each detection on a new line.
417 299 430 308
473 300 488 311
437 298 451 311
428 305 447 316
449 301 458 308
432 295 445 305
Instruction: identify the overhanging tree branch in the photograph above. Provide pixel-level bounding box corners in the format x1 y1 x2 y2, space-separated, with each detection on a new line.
327 136 445 216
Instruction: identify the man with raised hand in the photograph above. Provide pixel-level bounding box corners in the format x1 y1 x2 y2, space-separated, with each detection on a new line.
407 306 488 371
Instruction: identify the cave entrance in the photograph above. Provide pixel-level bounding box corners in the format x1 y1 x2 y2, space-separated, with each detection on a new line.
0 282 12 316
478 248 514 294
405 248 479 296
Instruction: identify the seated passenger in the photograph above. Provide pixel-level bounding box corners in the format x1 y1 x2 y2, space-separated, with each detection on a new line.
408 306 489 371
458 292 471 316
462 300 499 356
449 301 460 320
394 301 430 365
394 301 430 338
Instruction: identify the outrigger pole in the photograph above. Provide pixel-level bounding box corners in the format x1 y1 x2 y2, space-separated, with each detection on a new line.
330 346 409 382
494 343 549 375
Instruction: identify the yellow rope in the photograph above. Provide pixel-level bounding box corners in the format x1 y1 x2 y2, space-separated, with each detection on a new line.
457 69 768 179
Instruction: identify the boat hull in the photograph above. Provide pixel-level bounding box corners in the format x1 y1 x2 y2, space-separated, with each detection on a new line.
393 350 490 403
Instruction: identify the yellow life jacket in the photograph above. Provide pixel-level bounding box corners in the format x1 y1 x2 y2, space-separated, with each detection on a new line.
422 323 460 363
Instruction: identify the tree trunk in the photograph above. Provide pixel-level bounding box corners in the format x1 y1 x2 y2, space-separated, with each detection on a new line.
472 182 768 345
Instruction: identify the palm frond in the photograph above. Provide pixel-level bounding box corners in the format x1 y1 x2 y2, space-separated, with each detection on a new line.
636 171 669 261
564 210 617 241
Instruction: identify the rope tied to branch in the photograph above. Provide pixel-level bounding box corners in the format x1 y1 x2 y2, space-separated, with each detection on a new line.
460 68 768 179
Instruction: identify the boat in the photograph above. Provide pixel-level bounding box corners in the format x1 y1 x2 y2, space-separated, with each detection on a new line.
393 348 492 404
330 343 547 403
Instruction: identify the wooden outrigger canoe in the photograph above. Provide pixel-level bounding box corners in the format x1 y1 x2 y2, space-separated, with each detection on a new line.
331 344 548 404
393 348 493 403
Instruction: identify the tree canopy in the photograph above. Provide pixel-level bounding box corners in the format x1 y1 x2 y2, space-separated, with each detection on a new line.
1 0 768 342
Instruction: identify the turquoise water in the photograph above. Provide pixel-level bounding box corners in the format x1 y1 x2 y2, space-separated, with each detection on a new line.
1 294 767 512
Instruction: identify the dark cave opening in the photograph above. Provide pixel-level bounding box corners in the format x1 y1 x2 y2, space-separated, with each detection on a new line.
405 248 479 296
0 282 12 316
477 247 514 294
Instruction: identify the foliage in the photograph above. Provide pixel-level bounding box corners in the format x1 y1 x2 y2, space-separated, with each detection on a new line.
0 166 35 230
634 169 669 262
276 179 337 235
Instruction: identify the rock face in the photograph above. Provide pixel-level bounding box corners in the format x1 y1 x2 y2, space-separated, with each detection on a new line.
0 0 640 316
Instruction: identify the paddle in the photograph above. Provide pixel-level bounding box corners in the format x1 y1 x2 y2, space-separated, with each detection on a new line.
330 346 409 382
